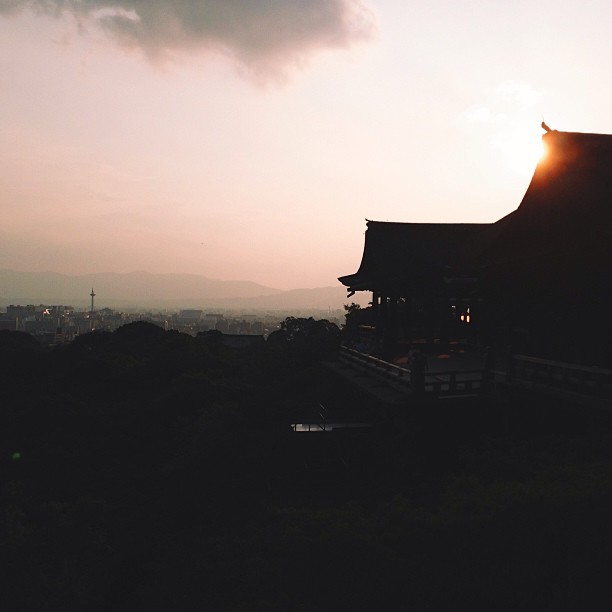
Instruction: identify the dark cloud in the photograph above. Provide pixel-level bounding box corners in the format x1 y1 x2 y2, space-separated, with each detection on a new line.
2 1 375 79
0 0 25 14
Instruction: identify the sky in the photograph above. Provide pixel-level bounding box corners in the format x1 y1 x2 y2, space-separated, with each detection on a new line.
2 0 612 290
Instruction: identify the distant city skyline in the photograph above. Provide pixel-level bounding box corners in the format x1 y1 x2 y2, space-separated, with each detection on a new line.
3 1 612 289
0 269 370 311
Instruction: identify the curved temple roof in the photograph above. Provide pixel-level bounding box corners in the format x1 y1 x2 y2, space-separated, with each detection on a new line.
339 130 612 294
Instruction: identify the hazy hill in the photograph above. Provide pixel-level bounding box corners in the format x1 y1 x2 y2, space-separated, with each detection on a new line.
0 270 367 310
210 286 368 310
0 270 279 305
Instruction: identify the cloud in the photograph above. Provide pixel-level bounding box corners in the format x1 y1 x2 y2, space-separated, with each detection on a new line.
1 0 376 81
496 81 542 109
0 1 23 15
464 81 543 127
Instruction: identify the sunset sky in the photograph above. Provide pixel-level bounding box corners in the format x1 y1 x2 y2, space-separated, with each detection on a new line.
2 0 612 290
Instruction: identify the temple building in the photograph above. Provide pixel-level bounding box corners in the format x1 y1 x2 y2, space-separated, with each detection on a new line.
339 129 612 365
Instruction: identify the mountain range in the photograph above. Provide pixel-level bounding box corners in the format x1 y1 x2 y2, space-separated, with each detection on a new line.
0 270 367 311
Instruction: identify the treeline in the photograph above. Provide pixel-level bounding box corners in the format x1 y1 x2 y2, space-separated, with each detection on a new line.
3 322 612 610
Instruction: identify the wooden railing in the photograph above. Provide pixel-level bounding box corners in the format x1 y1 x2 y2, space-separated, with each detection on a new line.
510 354 612 400
339 346 484 397
291 402 373 432
291 403 328 432
338 347 612 403
425 371 484 396
340 346 412 384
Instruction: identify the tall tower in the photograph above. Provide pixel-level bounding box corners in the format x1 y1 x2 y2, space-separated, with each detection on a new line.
90 288 96 314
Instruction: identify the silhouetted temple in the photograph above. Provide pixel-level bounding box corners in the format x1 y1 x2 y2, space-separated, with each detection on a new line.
339 130 612 364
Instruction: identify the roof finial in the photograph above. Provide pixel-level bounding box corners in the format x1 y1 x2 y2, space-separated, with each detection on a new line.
541 120 553 133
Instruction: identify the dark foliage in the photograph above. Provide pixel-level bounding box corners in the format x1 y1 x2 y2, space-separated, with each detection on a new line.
277 316 340 360
0 329 42 352
3 325 612 610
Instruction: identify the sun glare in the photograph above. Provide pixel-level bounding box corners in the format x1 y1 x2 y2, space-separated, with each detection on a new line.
493 131 546 175
495 131 546 175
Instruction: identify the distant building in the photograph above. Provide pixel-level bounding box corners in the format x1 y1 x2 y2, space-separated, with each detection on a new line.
178 309 202 322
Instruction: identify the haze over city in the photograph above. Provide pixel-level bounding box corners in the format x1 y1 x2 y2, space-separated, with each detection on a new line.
2 0 612 290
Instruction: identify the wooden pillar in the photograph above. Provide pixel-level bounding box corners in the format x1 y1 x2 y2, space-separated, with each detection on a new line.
425 288 435 347
381 295 399 360
377 293 387 355
403 295 413 345
372 292 380 320
439 298 450 346
388 295 399 357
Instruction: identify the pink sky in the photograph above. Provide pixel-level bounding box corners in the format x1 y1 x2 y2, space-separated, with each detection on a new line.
2 0 612 290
